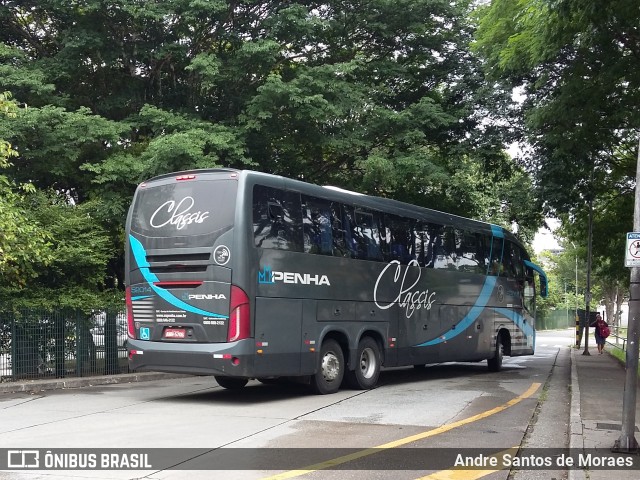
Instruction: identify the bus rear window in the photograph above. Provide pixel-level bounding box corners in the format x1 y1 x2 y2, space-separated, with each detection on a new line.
130 178 237 238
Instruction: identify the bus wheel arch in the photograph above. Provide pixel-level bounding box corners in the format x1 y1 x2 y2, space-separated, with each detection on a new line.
344 334 382 390
310 335 346 395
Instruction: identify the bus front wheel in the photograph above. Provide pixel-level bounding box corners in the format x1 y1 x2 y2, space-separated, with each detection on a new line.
215 376 249 390
310 339 345 395
487 335 504 372
344 337 381 390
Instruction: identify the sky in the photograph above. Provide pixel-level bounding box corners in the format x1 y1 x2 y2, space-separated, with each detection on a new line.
532 218 561 253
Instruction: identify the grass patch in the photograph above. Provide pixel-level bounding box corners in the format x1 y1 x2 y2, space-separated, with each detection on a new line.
607 346 640 377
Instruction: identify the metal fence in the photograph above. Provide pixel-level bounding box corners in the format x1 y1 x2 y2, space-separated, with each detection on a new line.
0 309 129 382
606 325 629 351
536 308 575 331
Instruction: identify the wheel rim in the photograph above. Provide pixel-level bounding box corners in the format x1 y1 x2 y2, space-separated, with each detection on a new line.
322 351 340 382
359 347 376 379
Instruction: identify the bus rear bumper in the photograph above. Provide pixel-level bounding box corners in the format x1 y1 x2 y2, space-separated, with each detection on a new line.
127 338 255 377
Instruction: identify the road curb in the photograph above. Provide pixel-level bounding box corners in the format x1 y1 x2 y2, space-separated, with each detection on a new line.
0 372 187 394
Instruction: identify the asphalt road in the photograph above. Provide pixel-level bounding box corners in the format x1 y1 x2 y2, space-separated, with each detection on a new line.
0 329 575 480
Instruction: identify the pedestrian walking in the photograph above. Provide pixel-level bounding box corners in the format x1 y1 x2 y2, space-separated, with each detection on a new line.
594 313 610 354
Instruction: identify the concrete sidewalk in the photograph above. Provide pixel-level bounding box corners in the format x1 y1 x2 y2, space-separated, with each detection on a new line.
0 371 185 394
570 344 640 480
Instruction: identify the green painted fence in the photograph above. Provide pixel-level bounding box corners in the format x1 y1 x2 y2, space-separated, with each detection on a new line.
0 309 128 382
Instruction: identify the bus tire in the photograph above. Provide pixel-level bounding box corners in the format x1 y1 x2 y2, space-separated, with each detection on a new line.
310 339 344 395
215 376 249 390
257 377 279 385
487 334 504 372
344 337 381 390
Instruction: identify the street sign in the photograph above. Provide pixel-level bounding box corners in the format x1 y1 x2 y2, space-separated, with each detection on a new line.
625 232 640 267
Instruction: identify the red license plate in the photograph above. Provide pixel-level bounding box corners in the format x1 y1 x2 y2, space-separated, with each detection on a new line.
163 328 186 339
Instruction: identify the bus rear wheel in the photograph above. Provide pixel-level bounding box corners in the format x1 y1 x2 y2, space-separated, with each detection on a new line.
487 335 504 372
344 337 381 390
310 339 344 395
215 376 249 390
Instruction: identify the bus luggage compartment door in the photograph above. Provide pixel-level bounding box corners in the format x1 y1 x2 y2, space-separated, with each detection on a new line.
253 297 303 376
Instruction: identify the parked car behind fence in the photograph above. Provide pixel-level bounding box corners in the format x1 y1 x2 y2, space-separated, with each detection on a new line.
0 309 129 381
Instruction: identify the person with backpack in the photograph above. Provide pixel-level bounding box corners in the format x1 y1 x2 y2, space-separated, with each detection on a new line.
594 313 610 354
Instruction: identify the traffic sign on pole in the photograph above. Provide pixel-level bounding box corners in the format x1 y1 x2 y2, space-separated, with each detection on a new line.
625 232 640 267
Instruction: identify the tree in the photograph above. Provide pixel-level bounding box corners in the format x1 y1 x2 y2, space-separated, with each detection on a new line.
474 0 640 305
0 92 52 290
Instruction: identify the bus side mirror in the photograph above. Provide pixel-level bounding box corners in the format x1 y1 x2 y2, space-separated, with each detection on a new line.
523 260 548 299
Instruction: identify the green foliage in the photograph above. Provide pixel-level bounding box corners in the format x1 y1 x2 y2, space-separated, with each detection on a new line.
0 91 17 167
0 92 53 287
475 0 640 211
0 192 118 309
0 188 54 287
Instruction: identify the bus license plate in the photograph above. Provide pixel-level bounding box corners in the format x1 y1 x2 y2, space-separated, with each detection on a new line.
163 328 186 339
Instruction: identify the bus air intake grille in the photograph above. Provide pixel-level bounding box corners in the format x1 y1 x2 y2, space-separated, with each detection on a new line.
149 265 208 274
146 253 210 262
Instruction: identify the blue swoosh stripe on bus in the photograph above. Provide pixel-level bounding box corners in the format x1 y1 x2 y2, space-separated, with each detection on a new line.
414 276 497 347
132 295 153 301
129 235 228 319
493 307 535 338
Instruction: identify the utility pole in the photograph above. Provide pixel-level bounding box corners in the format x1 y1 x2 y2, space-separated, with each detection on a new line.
572 242 580 347
583 194 593 356
613 134 640 453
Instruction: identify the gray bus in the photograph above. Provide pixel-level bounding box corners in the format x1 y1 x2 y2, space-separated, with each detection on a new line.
125 169 548 394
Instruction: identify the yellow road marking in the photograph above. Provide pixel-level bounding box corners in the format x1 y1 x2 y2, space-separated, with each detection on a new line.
417 447 519 480
262 382 540 479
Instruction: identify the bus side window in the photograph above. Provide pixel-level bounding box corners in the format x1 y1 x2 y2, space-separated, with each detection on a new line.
331 203 350 257
481 234 492 272
351 209 383 261
341 205 357 258
502 241 524 279
252 185 303 252
302 196 333 256
414 224 425 267
437 226 457 270
488 237 503 275
457 231 485 274
423 223 443 268
524 267 536 313
384 215 415 265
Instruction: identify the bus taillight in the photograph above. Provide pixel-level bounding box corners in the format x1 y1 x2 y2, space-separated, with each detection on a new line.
125 287 135 339
228 285 250 342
